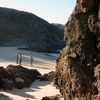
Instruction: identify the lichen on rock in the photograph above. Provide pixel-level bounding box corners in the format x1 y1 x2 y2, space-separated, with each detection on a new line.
54 0 100 100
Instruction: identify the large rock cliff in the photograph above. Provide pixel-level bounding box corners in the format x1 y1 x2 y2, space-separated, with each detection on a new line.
54 0 100 100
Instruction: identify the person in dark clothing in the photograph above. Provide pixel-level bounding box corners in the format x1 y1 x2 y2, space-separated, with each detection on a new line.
30 53 33 66
19 53 22 65
16 53 19 64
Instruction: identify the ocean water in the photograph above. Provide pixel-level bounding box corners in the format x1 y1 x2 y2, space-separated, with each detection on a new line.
46 53 60 59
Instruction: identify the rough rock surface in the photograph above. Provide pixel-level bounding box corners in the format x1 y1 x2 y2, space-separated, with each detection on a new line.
41 95 60 100
54 0 100 100
38 71 55 82
0 65 41 89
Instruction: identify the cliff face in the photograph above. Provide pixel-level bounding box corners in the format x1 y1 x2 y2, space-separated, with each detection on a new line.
54 0 100 100
0 7 64 52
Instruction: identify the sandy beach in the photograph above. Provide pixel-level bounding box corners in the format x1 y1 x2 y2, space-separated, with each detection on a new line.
0 47 62 100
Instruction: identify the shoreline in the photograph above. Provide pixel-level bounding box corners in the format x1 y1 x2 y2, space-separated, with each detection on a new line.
0 47 62 100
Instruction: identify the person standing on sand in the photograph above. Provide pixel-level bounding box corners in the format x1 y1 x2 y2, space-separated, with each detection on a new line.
30 53 33 66
16 53 19 64
19 53 22 65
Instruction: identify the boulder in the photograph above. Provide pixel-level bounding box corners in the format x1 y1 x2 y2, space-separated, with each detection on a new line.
38 71 55 82
0 64 41 90
41 95 59 100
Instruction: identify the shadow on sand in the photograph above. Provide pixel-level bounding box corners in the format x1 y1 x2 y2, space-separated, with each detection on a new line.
0 93 12 100
1 80 51 100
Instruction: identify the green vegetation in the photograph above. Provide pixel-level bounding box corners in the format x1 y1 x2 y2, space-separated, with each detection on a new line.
0 7 64 52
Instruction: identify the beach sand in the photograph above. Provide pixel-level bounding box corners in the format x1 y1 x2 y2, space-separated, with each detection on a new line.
0 47 62 100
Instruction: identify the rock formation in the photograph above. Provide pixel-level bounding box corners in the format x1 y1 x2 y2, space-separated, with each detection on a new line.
54 0 100 100
41 94 61 100
38 71 55 82
0 65 41 89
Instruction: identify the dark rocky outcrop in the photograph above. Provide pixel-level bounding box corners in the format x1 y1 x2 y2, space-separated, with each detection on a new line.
0 65 41 89
0 7 65 52
38 71 55 82
41 95 61 100
54 0 100 100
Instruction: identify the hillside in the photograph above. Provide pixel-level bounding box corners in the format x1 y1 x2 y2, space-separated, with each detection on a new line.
52 23 64 30
0 7 65 52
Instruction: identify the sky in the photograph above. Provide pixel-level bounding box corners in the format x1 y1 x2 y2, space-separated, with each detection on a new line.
0 0 76 24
